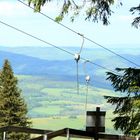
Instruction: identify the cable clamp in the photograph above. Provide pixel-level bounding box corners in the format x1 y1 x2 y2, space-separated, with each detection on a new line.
74 53 80 62
77 33 84 37
85 75 90 82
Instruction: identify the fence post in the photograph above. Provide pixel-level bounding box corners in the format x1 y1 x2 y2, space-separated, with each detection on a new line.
43 134 47 140
66 129 70 140
3 132 6 140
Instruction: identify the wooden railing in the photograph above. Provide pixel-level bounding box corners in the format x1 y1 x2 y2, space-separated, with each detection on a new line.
0 126 138 140
0 126 51 140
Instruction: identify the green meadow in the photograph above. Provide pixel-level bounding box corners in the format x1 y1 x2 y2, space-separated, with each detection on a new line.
31 114 119 140
17 75 121 139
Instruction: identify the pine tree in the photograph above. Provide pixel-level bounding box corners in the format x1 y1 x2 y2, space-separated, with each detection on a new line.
105 68 140 135
0 59 31 140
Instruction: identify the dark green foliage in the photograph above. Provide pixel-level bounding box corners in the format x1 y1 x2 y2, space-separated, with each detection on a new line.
130 4 140 28
28 0 140 27
107 68 140 94
0 60 31 140
105 68 140 135
85 0 113 25
28 0 50 12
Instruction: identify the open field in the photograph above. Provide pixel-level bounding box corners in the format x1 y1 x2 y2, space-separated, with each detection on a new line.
31 114 120 140
18 75 117 118
0 48 130 138
32 114 116 132
16 74 121 139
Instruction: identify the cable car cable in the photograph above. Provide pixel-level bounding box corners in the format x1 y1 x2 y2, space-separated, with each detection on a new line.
0 19 118 75
17 0 140 68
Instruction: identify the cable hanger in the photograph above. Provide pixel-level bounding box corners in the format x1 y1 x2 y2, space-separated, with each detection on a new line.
74 34 84 62
83 60 90 111
83 60 91 131
74 35 85 94
78 34 84 54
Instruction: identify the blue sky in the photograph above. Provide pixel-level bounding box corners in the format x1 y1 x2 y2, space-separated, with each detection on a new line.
0 0 139 48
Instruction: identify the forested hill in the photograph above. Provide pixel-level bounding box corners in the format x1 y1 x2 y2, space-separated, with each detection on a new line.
0 50 110 89
0 50 75 75
0 46 140 89
0 46 139 120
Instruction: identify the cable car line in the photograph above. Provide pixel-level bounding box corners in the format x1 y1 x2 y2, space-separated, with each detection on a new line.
0 19 118 75
18 0 140 68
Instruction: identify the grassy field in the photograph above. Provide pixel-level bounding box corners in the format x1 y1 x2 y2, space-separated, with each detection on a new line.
31 114 118 140
31 110 116 131
31 116 88 140
17 75 120 139
18 75 117 117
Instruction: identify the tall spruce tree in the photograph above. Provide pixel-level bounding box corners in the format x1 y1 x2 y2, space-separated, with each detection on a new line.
105 68 140 135
0 59 31 140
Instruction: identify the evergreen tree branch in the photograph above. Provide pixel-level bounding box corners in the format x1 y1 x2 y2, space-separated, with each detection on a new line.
106 68 140 135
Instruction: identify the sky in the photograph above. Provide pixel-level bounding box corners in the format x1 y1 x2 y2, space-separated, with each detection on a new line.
0 0 140 48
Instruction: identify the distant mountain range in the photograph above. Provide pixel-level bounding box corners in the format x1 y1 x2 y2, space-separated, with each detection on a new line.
0 44 140 60
0 46 139 89
0 50 90 75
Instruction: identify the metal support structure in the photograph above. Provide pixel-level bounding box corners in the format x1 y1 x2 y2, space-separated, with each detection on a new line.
95 107 100 140
86 107 106 140
74 53 80 94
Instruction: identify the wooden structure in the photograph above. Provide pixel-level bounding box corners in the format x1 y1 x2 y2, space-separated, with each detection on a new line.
0 108 138 140
86 107 106 140
0 126 138 140
86 107 106 133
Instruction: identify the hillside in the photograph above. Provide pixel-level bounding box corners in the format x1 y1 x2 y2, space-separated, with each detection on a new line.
0 50 112 89
0 46 139 89
17 75 117 117
0 46 138 134
17 74 120 134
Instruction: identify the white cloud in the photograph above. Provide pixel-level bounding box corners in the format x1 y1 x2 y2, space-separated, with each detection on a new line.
0 1 14 16
0 0 60 19
0 1 36 18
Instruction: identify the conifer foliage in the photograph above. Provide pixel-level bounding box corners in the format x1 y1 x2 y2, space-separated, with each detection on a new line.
28 0 140 28
0 59 31 140
105 68 140 135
